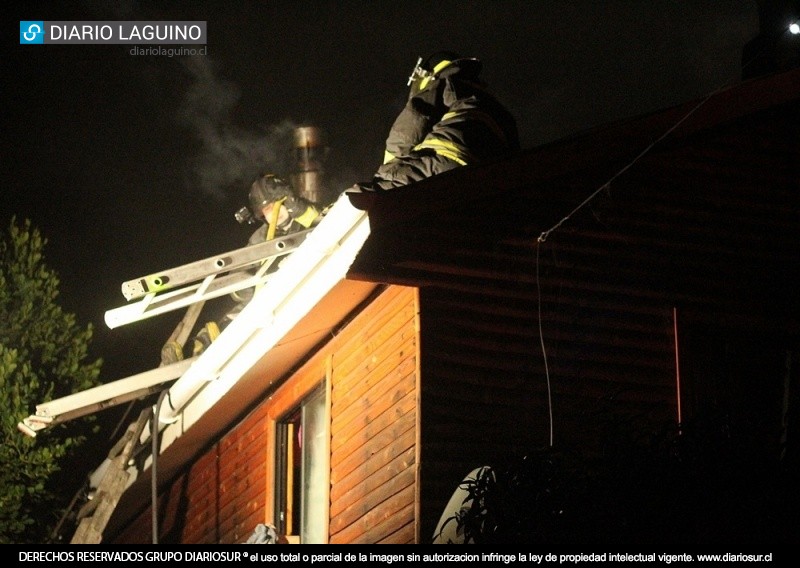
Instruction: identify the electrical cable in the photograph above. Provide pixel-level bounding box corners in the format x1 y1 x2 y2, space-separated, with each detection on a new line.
538 24 796 244
673 307 682 428
532 23 798 447
536 241 554 448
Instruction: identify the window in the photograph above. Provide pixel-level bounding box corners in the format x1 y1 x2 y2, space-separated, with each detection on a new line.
274 384 328 543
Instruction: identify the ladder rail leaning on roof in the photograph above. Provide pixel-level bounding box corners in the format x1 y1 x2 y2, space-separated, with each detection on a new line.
19 213 317 437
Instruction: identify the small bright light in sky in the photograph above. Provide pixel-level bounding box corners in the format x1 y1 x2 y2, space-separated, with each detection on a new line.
790 22 800 35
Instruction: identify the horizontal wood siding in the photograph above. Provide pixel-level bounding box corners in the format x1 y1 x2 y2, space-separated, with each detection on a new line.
111 403 269 544
329 286 419 544
112 285 418 544
405 101 800 540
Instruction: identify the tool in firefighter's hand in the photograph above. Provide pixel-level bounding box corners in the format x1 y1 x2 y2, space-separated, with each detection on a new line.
234 206 258 226
407 56 426 86
266 195 284 240
246 195 287 285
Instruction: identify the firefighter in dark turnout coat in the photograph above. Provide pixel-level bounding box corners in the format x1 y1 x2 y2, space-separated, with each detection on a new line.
350 51 520 191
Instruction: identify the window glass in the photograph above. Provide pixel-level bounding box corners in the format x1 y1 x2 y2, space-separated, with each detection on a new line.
276 384 327 543
301 387 327 543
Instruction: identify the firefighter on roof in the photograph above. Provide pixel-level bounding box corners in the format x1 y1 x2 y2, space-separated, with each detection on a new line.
349 51 520 192
247 173 322 240
190 175 321 359
162 126 334 365
162 176 322 364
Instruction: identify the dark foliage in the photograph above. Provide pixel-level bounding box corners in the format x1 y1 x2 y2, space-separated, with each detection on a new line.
436 409 798 544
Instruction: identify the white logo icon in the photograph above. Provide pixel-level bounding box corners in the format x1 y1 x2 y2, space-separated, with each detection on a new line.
22 23 41 41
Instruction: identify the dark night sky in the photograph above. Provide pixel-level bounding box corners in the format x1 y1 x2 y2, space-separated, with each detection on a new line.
3 1 760 438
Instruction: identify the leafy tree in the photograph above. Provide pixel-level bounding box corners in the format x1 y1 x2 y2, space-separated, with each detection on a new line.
0 217 102 544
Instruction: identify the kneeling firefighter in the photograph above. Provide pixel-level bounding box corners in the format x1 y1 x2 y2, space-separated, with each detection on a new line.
349 51 520 192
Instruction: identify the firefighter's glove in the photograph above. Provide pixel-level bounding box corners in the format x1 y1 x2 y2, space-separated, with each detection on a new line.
346 182 380 194
161 341 184 365
283 195 320 228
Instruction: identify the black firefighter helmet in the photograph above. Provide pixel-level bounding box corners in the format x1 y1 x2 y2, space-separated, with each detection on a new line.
247 174 293 221
407 51 482 96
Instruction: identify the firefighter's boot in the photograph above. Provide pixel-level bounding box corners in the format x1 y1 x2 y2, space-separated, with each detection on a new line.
161 340 184 365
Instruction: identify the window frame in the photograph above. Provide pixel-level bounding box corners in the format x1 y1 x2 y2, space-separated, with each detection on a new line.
264 357 332 544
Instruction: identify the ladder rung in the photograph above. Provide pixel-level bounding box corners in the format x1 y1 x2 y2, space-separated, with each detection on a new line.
105 270 268 329
121 230 311 300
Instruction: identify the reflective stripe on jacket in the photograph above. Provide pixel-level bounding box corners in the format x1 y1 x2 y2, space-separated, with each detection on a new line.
372 62 519 190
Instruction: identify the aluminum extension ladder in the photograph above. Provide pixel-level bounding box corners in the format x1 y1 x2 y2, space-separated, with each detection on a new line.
104 228 311 329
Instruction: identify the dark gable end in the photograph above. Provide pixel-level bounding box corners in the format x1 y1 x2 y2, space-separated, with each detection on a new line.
348 67 800 542
348 68 800 328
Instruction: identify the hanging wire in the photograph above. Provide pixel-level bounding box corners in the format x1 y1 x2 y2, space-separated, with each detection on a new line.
532 23 798 447
538 24 796 243
673 307 683 428
537 91 714 244
536 241 554 448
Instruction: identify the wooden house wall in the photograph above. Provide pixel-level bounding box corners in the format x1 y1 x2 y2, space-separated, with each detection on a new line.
328 285 419 544
398 96 799 541
109 401 271 544
109 285 420 544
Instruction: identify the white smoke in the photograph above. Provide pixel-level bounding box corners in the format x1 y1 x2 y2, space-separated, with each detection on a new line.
178 55 298 199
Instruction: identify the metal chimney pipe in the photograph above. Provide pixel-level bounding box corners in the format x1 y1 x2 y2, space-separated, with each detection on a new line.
291 126 330 205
